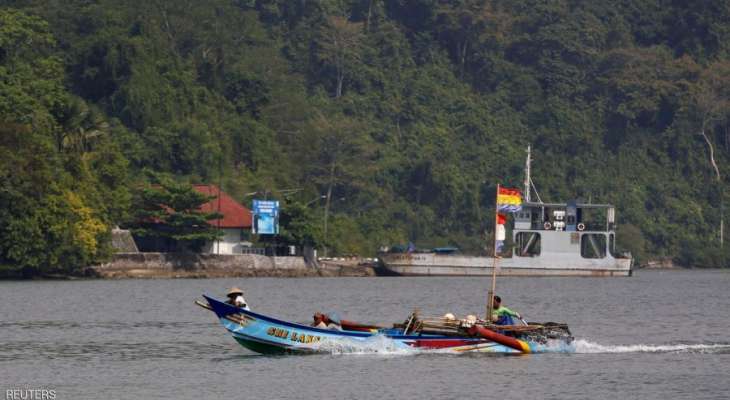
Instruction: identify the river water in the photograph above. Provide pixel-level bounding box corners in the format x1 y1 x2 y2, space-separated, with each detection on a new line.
2 270 729 399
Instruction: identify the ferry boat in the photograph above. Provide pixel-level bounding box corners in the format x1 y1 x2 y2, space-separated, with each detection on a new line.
378 147 633 277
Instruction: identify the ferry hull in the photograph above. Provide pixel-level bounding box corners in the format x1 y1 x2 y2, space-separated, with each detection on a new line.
378 254 632 277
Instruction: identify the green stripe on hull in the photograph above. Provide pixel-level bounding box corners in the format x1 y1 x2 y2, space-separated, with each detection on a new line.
233 336 306 355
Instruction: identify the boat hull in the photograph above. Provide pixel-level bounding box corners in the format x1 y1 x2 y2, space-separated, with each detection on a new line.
378 253 632 277
202 296 537 354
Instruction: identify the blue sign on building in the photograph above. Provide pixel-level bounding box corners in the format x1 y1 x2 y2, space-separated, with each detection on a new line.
252 200 279 235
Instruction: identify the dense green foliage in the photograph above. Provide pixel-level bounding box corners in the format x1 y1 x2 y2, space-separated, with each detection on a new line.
0 8 127 276
129 174 223 252
1 0 729 272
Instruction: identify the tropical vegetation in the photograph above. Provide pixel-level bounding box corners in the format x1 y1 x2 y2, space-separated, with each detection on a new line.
1 0 729 276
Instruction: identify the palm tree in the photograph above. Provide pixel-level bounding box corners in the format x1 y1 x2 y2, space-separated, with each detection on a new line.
55 96 110 154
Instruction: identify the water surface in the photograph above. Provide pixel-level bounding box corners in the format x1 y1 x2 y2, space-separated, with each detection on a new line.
2 270 729 399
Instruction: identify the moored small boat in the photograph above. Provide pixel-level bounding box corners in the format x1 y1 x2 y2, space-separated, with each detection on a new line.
197 295 574 355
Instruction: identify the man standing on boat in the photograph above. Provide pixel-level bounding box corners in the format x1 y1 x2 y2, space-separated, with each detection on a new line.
491 295 521 325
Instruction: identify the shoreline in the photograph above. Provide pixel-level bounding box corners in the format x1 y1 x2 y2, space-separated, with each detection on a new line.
91 252 377 279
4 255 722 281
0 253 377 280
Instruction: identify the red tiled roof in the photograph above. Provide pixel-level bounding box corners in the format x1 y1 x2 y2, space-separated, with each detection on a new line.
192 184 252 229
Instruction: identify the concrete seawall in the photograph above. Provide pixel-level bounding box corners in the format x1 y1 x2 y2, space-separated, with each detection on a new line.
93 253 376 278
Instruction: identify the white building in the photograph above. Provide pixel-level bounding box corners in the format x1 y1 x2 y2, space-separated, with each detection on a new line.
193 184 253 255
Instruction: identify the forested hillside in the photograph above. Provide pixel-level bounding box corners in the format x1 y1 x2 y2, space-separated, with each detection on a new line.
1 0 729 274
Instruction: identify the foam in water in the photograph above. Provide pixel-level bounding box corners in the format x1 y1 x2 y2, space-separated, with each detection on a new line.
312 335 577 355
530 339 577 353
315 334 419 355
573 339 730 354
310 335 730 356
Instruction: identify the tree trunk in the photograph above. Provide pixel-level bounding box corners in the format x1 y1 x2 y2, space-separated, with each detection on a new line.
458 39 468 80
336 71 344 98
701 128 723 247
474 181 483 230
323 161 336 256
700 129 721 181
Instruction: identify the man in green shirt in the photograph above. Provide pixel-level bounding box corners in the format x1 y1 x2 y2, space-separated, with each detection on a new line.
491 295 522 325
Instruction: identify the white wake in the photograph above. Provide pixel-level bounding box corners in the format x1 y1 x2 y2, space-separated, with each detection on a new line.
315 334 419 355
573 339 730 354
308 335 730 356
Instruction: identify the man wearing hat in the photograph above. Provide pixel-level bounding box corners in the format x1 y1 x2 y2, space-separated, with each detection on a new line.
226 287 250 310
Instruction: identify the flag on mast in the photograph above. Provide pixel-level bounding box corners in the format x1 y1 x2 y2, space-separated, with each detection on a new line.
495 187 521 256
495 222 506 253
497 187 522 213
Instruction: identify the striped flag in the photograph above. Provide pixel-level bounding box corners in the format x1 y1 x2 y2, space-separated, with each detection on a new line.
495 213 508 255
497 187 522 213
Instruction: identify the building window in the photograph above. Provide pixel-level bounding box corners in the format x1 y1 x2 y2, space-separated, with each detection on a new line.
581 233 606 258
515 232 540 257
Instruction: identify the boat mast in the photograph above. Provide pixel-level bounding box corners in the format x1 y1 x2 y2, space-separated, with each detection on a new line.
486 184 500 323
487 148 531 321
524 145 531 203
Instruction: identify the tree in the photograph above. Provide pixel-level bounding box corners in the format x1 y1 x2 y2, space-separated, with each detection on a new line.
278 200 323 248
304 109 373 255
0 8 65 127
129 175 222 252
688 61 730 247
432 0 489 80
55 96 110 153
316 15 364 98
4 0 730 267
0 10 118 277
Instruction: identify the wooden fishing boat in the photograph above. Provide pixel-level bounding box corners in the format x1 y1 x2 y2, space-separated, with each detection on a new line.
197 295 574 355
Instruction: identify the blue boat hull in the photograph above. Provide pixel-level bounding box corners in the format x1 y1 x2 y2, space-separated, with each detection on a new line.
202 296 531 354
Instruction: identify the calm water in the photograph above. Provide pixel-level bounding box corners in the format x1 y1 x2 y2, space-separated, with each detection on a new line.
2 270 730 400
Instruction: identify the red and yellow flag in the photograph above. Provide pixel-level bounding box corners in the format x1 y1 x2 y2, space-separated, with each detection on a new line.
497 187 522 212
